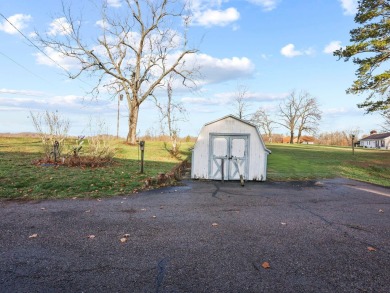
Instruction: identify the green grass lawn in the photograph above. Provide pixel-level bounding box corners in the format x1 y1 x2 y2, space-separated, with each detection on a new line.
0 136 193 200
0 137 389 200
267 143 390 186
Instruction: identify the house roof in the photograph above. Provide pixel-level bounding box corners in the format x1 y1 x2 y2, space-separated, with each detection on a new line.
360 132 390 140
300 135 315 142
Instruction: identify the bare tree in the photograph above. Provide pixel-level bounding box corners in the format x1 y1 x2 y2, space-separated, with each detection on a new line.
343 128 361 146
296 93 322 143
277 90 321 144
277 90 303 144
250 108 275 142
36 0 198 144
155 74 186 155
233 84 250 119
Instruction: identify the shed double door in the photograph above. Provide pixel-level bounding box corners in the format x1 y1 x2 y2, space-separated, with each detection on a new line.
209 135 248 180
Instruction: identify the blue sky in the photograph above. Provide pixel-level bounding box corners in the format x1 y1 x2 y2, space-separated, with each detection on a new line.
0 0 384 138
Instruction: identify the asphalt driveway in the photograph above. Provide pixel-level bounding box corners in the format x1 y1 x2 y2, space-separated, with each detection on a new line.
0 178 389 293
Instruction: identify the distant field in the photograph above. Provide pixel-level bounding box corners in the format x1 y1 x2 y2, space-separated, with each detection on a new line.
0 137 389 200
266 143 390 187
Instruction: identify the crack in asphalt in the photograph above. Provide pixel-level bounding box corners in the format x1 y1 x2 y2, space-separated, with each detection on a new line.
155 257 169 293
293 202 390 255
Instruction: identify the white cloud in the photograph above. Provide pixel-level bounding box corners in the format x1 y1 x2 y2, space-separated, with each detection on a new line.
0 88 45 96
34 47 79 70
324 107 349 115
246 0 280 11
280 44 315 58
47 17 72 36
260 53 272 60
182 91 287 107
280 44 302 58
190 53 255 84
323 41 343 54
192 7 240 27
96 20 110 30
189 1 240 27
215 91 287 103
107 0 122 8
0 14 32 35
0 94 112 114
339 0 358 15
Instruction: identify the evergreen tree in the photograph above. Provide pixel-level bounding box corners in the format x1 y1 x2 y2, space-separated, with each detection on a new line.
334 0 390 112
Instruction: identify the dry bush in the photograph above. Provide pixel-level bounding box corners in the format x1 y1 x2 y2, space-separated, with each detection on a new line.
30 110 70 160
86 135 116 160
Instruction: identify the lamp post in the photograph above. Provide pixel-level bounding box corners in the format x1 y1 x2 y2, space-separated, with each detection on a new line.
117 94 123 138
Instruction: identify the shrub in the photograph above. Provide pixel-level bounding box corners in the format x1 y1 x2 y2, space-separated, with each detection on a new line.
30 110 70 161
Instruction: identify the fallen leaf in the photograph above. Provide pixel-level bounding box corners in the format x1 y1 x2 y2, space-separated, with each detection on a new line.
281 222 287 225
367 246 377 252
87 235 96 239
29 233 38 238
72 197 77 200
140 208 146 211
40 207 46 210
379 209 384 213
152 215 157 218
212 223 219 227
120 237 127 243
97 199 102 202
85 210 91 213
262 262 271 269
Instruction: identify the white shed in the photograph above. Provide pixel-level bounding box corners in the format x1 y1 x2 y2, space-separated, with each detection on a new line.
191 115 271 181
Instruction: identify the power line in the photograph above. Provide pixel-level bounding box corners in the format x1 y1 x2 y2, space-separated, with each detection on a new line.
0 12 93 88
0 12 72 75
0 50 48 82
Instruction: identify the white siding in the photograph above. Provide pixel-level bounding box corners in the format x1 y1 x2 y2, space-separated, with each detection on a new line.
360 137 390 149
192 116 270 181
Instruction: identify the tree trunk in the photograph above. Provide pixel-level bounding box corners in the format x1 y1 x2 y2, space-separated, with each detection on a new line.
127 101 139 145
289 131 294 144
297 130 302 144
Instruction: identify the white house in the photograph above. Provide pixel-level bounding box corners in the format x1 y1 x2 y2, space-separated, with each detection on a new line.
191 115 271 181
360 132 390 149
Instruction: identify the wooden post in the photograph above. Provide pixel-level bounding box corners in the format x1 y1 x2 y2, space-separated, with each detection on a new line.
352 135 355 155
53 141 59 162
140 141 145 173
221 158 224 183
